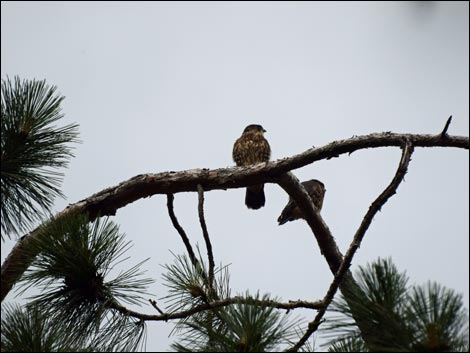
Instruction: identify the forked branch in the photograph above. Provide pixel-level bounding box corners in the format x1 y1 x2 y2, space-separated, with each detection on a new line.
2 131 468 302
287 141 415 351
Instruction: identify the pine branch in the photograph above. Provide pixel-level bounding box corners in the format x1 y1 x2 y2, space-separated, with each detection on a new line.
287 141 414 351
166 193 199 269
440 115 452 137
109 296 324 322
2 131 468 301
166 193 214 299
1 76 80 238
148 299 165 315
197 184 215 293
323 259 469 352
5 214 152 352
276 172 340 271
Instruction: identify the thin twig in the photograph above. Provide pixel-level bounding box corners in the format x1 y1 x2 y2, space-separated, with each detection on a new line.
197 184 215 293
167 192 212 300
166 193 199 269
110 296 324 322
350 141 414 254
287 141 415 352
441 115 452 137
148 299 165 315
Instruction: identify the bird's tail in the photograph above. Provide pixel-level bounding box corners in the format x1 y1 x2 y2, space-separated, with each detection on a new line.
245 184 265 209
277 206 293 225
277 200 299 225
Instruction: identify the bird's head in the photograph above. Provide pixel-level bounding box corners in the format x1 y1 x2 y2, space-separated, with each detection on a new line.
243 124 266 135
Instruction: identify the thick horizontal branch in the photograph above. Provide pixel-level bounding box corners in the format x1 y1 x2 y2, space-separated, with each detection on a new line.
68 132 470 220
2 131 468 302
16 133 470 222
111 297 324 322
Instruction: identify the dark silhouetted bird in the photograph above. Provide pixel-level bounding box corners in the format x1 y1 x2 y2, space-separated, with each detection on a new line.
232 124 271 209
277 179 325 225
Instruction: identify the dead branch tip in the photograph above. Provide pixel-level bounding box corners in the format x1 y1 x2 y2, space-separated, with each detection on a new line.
441 115 452 137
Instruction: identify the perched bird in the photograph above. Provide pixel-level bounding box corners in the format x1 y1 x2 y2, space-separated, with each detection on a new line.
232 124 271 209
277 179 325 225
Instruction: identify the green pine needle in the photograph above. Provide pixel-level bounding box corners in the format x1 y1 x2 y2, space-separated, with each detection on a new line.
162 250 300 352
16 213 153 350
406 282 469 352
1 76 80 238
323 257 469 352
172 291 299 352
1 303 147 352
1 303 83 351
162 246 230 313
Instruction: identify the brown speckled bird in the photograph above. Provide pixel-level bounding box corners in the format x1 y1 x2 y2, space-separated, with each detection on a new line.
233 124 271 209
277 179 325 225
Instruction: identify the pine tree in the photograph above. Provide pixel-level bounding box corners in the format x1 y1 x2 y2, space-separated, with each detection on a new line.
1 77 468 352
1 77 152 351
1 77 297 352
1 76 79 238
324 258 469 352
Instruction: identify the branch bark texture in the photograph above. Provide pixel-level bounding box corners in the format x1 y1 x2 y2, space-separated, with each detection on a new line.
2 132 468 302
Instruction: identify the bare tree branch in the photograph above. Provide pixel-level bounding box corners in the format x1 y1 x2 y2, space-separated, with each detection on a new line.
110 296 324 322
166 194 199 269
441 115 453 137
287 141 415 351
2 132 468 301
275 172 375 348
148 299 165 315
276 173 341 271
197 184 215 293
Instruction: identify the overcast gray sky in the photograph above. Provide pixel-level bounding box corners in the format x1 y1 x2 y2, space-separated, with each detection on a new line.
2 1 469 351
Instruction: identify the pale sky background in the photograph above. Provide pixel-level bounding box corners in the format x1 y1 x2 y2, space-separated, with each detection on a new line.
1 1 469 351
